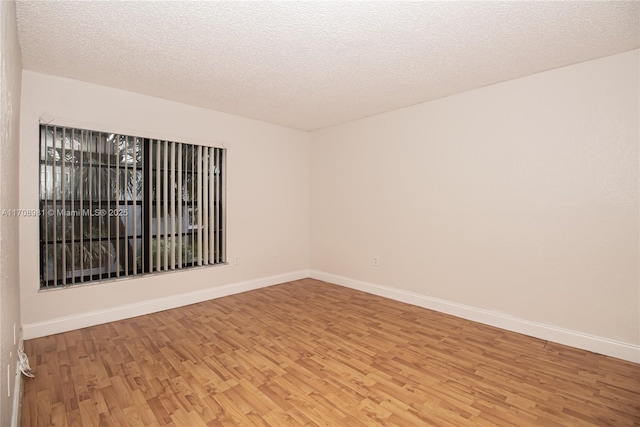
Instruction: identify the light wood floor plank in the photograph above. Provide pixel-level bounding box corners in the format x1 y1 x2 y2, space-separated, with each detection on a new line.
21 279 640 426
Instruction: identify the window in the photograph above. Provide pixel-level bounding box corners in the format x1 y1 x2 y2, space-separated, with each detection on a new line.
39 124 226 288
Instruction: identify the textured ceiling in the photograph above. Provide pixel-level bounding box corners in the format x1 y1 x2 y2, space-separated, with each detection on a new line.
15 1 640 131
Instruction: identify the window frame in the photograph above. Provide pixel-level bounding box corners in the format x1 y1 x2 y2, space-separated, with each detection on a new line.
38 124 226 289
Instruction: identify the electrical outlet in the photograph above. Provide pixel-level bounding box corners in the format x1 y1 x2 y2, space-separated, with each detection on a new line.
373 257 379 267
234 256 240 265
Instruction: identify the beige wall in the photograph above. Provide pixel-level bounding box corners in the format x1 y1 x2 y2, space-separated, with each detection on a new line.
311 50 639 347
15 48 640 360
0 0 22 425
19 71 310 327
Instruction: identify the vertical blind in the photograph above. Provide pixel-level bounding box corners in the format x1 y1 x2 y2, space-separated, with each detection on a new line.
39 124 226 288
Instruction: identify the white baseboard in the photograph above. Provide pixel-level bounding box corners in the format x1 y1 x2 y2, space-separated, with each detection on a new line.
22 269 639 363
23 270 310 340
310 270 640 364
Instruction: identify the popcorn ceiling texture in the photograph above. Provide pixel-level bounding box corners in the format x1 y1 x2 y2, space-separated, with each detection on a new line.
14 1 640 130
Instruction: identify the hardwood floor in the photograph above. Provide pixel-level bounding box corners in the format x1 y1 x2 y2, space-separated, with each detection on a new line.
21 278 640 426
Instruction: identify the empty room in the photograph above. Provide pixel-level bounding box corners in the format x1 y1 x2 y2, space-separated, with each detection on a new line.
1 1 639 426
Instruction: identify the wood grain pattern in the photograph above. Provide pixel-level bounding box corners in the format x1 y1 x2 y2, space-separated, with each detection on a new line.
21 279 640 426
